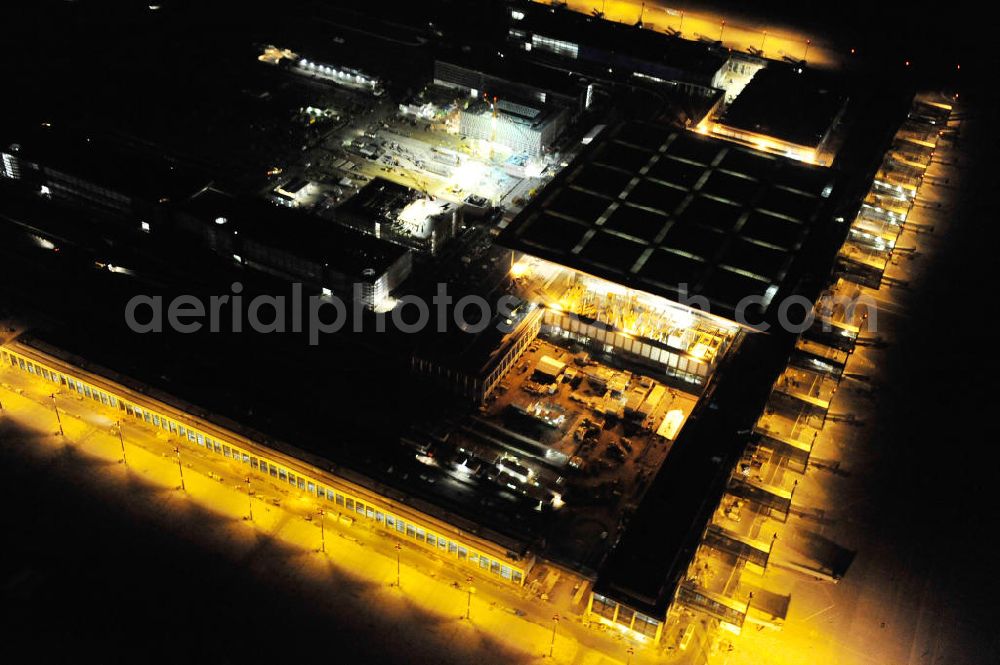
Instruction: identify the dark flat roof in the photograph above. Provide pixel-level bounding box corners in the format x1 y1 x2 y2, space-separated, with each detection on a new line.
434 51 587 103
718 66 849 148
182 188 409 278
594 328 789 616
3 123 210 204
337 177 422 222
498 121 840 322
511 1 729 83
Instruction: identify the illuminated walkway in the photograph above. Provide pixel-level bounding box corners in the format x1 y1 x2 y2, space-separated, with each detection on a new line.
0 364 690 664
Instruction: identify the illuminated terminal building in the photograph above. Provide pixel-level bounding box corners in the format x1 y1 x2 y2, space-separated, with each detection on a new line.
0 0 938 649
1 338 534 585
0 76 869 658
0 3 893 646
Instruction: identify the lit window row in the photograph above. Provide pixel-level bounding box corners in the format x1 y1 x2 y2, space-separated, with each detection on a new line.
543 311 710 383
590 593 661 639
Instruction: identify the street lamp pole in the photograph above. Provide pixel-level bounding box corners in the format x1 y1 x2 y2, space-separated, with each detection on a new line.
173 446 185 491
395 543 402 588
245 476 253 522
318 509 326 553
804 39 811 61
115 420 127 465
720 20 726 42
465 575 474 620
665 8 684 33
50 393 63 436
549 613 560 658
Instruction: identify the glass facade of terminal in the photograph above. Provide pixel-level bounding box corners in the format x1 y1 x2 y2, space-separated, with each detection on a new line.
542 309 711 385
588 592 662 641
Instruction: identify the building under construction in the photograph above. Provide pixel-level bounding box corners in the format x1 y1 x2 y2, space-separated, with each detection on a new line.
336 177 461 255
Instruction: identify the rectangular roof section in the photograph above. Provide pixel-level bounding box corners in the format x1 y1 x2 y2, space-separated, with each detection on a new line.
181 188 409 280
717 66 849 150
497 121 839 323
2 123 210 205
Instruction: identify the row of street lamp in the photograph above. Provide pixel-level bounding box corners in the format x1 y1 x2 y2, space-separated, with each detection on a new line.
25 391 641 664
24 393 557 653
44 392 189 490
